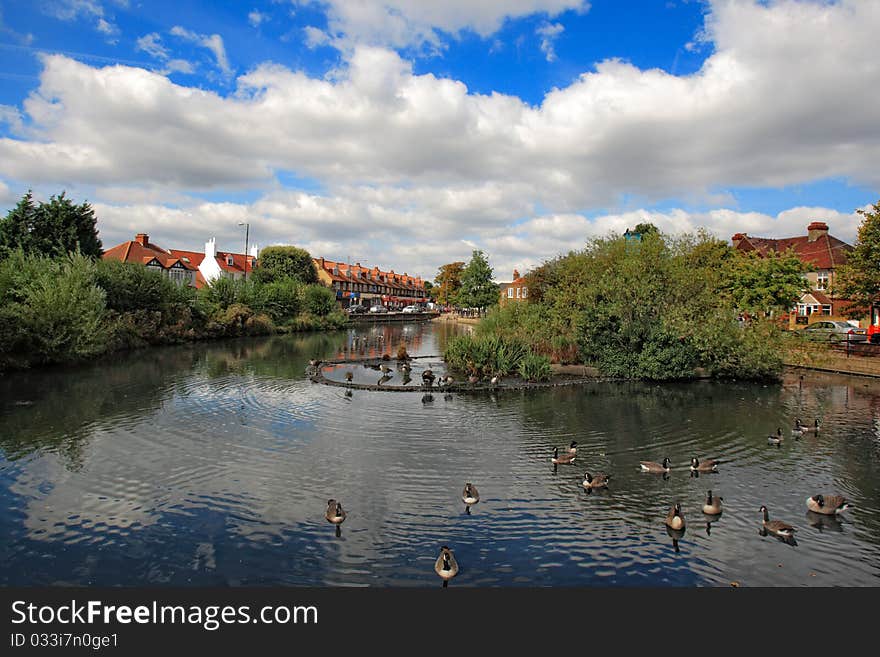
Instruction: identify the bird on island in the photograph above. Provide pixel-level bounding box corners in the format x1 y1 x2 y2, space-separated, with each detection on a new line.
434 546 459 586
702 490 723 515
422 369 436 388
551 446 576 465
665 502 686 531
325 499 346 526
379 364 393 376
767 428 783 445
806 494 852 516
490 373 501 385
345 371 353 383
640 457 671 473
401 362 412 374
690 457 718 473
582 471 611 490
462 483 480 506
759 505 795 538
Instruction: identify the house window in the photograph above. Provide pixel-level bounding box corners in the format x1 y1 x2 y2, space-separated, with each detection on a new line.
516 288 521 299
226 255 234 267
822 305 832 315
508 287 514 298
168 268 186 284
522 287 528 298
817 271 829 290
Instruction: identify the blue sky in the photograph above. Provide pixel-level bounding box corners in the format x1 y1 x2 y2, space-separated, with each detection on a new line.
0 0 878 280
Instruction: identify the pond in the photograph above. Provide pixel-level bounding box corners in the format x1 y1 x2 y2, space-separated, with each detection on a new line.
1 320 879 586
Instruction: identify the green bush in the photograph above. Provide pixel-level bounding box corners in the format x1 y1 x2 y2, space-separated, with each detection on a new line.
255 278 302 321
95 259 179 312
518 352 552 382
303 284 336 316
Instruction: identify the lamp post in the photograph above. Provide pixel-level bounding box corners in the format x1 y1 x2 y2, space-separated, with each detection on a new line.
238 222 249 281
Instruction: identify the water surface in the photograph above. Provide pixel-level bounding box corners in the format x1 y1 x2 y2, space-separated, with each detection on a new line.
1 321 879 586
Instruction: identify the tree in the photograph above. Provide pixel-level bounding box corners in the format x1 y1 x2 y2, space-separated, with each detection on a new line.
0 190 102 259
423 280 438 301
631 222 660 237
835 200 880 318
252 245 318 284
434 261 465 305
457 250 497 308
723 248 808 316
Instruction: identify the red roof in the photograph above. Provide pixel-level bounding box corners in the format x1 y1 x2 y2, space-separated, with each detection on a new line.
103 235 197 271
169 249 255 278
733 225 851 270
314 258 426 292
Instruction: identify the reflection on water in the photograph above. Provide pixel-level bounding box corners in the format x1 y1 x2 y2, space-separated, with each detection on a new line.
1 322 880 586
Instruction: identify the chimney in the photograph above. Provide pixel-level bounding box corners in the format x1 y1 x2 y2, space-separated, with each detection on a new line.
807 221 829 242
356 262 361 267
513 269 520 280
205 237 216 258
135 233 149 247
731 233 746 248
320 257 325 269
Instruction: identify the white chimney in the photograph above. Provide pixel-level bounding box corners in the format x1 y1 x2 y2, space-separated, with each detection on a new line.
205 237 216 258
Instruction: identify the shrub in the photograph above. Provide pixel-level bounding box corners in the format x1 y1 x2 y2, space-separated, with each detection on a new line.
95 259 179 312
255 278 301 321
519 352 552 382
303 284 336 316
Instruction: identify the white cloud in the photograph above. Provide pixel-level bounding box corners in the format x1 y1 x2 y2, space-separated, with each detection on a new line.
303 26 331 49
294 0 588 51
0 105 24 135
536 21 564 62
170 25 232 76
96 17 119 40
136 33 170 60
249 10 269 27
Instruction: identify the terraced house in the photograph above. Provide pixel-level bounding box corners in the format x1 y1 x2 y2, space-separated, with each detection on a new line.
313 258 429 309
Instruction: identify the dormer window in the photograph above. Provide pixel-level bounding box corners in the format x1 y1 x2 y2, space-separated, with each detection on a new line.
226 255 234 267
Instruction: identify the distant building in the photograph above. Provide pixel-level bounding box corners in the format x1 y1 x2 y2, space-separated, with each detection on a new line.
313 257 428 309
102 233 198 286
498 269 528 307
731 221 854 322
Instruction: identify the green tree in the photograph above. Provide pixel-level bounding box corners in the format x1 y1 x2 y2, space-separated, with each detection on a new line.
434 261 465 305
303 284 336 316
835 201 880 318
0 191 102 259
252 245 317 284
457 250 497 308
723 248 808 316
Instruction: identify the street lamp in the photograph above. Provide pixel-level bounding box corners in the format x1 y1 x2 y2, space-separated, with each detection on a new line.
238 222 249 281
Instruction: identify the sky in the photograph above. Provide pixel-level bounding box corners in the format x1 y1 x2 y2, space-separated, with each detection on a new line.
0 0 878 283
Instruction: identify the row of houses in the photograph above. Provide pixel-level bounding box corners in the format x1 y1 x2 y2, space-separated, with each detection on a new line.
102 233 428 308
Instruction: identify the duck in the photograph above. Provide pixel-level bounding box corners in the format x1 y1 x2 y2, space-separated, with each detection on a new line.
639 457 671 473
690 457 718 473
702 490 723 515
759 505 795 537
434 546 459 584
308 359 321 369
793 418 820 435
551 446 576 465
582 471 611 490
490 373 501 385
325 499 346 526
568 441 578 455
422 369 436 387
379 364 393 376
462 483 480 506
767 428 783 445
665 502 686 531
805 494 852 515
345 371 353 382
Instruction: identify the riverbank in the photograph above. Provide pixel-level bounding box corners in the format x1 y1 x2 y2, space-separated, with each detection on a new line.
783 341 880 378
433 313 482 326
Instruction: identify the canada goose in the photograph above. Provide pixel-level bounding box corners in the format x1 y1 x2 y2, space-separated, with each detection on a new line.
759 505 795 537
767 428 783 445
400 362 412 374
379 364 393 375
551 446 576 465
434 546 459 584
582 471 611 490
665 502 686 530
325 499 346 525
806 494 852 515
793 418 820 435
690 457 718 472
462 483 480 506
568 441 578 455
702 490 723 515
640 457 671 473
345 371 353 382
422 369 435 387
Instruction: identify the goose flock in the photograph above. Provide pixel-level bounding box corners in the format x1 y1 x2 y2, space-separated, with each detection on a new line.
321 402 850 584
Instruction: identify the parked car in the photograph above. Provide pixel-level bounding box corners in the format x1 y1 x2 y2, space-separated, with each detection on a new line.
401 305 421 313
369 305 389 313
801 321 867 342
346 304 368 314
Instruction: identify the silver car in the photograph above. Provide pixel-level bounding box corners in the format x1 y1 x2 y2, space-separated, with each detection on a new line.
801 320 867 342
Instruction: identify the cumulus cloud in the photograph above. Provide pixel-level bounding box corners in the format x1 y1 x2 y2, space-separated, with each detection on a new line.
170 25 232 76
536 21 564 62
295 0 588 51
249 10 268 27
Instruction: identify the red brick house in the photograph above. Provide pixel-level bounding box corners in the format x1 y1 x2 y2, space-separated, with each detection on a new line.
731 221 855 323
313 257 428 309
102 233 198 286
498 269 528 306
